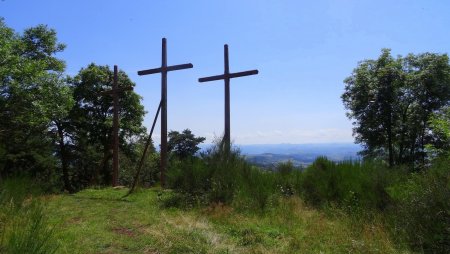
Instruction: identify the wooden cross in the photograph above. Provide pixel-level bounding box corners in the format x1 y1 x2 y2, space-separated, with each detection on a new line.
199 44 258 150
101 65 133 187
137 38 193 187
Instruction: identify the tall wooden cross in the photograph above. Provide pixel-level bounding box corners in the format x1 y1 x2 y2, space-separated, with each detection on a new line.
102 65 133 187
137 38 193 187
199 44 258 150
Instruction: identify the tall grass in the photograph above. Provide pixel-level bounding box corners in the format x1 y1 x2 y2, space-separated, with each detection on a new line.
164 140 449 253
166 140 280 210
299 157 395 211
0 177 59 254
387 157 450 253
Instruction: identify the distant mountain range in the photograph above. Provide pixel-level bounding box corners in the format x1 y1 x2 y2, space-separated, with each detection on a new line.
201 143 362 168
240 143 362 168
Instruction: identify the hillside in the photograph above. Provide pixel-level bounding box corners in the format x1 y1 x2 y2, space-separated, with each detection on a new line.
42 188 403 254
236 143 361 167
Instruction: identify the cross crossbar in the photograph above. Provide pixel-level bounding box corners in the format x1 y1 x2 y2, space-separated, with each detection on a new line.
137 63 193 76
199 70 258 83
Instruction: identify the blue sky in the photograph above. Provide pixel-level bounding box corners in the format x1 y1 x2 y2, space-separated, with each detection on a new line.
2 0 450 144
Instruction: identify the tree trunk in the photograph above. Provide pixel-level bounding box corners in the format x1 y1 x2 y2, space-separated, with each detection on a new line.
387 108 394 167
398 104 410 164
421 122 426 166
388 127 394 167
409 135 416 166
56 122 74 193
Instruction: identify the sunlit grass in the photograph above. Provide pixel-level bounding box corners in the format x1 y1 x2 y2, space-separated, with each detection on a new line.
44 188 407 253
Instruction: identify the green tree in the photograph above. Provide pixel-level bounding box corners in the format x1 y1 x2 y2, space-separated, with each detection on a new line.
427 106 450 159
342 49 450 167
168 129 206 159
47 75 75 192
0 18 68 179
68 64 146 186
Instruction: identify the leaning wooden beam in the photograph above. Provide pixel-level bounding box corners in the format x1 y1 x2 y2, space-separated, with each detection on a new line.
126 100 162 196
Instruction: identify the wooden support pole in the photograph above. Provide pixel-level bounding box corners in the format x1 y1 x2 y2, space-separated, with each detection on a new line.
127 100 162 195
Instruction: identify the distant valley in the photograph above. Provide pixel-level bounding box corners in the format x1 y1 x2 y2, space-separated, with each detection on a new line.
234 143 361 168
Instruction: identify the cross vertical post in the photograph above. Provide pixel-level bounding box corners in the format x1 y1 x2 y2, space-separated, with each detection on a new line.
137 38 193 187
112 65 119 186
224 45 230 150
199 44 258 151
161 39 168 187
101 65 133 187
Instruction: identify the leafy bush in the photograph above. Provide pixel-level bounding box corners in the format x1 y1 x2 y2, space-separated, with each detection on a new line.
1 201 58 254
387 158 450 253
119 151 160 188
164 141 450 252
167 157 211 195
0 177 59 254
275 161 301 197
0 177 42 207
299 157 392 210
205 143 247 204
167 140 280 210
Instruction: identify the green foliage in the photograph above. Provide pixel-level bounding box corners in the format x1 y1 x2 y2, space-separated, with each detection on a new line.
387 158 450 253
427 106 450 160
300 158 393 210
5 156 447 253
167 140 278 210
274 161 301 197
66 64 146 189
119 140 159 188
0 18 148 191
342 49 450 167
203 142 248 204
168 129 206 159
0 18 67 178
0 177 42 207
2 202 58 254
168 157 210 195
0 177 59 254
235 167 277 211
40 188 404 253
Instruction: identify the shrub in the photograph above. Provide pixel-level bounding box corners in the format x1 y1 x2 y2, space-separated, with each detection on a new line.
0 177 59 254
299 157 392 210
166 140 280 210
202 141 246 204
1 201 58 254
0 177 42 208
275 161 301 197
387 158 450 253
167 157 211 195
166 140 244 204
119 150 160 188
236 167 277 211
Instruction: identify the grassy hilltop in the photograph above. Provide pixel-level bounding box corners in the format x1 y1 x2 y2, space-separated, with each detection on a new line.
2 151 448 253
45 188 400 253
